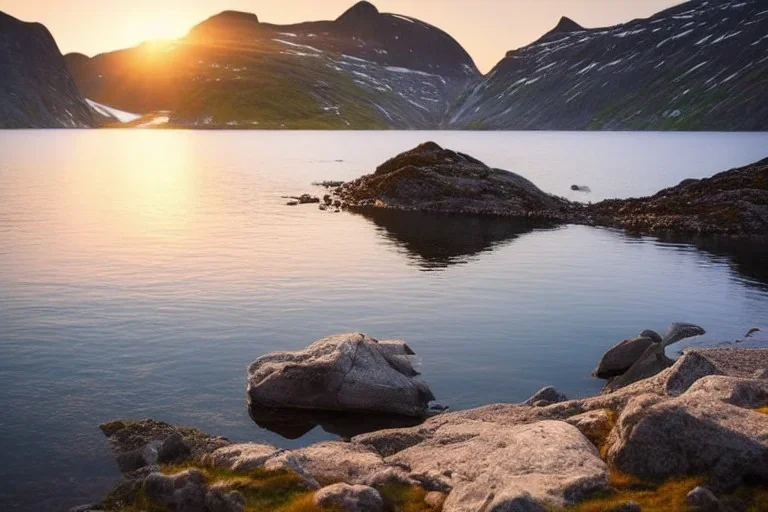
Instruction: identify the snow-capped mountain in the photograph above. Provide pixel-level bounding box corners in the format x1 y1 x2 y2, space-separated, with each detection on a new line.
0 12 94 128
447 0 768 130
64 2 480 129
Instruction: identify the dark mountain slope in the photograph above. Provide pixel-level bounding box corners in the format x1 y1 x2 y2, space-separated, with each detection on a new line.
0 11 93 128
448 0 768 131
65 1 479 129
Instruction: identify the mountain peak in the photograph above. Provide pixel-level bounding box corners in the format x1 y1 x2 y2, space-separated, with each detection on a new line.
551 16 583 34
336 1 380 24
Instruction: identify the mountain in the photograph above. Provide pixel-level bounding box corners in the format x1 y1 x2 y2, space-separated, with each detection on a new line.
0 11 94 128
64 1 480 129
447 0 768 130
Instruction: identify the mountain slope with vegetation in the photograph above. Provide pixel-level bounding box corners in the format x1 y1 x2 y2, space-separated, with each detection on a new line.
64 2 479 129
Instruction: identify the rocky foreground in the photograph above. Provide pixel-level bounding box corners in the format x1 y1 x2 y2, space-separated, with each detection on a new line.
303 143 768 238
76 329 768 512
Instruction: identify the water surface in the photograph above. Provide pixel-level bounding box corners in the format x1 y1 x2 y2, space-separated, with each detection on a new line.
1 130 767 511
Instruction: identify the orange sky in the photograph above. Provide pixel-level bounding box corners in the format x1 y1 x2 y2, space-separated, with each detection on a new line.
0 0 685 72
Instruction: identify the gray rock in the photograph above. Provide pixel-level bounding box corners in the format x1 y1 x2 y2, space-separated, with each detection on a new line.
663 351 721 396
362 467 417 487
661 322 706 347
247 333 435 416
745 327 760 338
269 440 386 485
605 393 768 487
603 343 673 393
205 487 247 512
385 420 607 511
115 442 159 473
687 486 725 512
314 483 384 512
486 493 547 512
158 432 191 463
684 375 768 408
594 336 655 379
99 419 229 460
640 329 663 343
202 443 279 472
523 386 567 406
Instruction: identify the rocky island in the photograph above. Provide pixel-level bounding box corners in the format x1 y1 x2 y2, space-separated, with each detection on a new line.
305 143 768 238
74 328 768 512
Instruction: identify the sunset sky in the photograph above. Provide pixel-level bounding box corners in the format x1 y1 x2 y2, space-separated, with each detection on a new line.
0 0 685 72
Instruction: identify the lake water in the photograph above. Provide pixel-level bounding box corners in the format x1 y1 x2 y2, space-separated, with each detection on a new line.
1 130 768 511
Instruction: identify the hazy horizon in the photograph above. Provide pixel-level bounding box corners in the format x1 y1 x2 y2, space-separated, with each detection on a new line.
0 0 686 73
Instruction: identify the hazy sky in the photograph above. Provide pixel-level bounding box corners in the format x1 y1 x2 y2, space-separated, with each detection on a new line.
1 0 685 72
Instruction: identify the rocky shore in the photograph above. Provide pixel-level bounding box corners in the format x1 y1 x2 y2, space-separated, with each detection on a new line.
295 143 768 238
74 329 768 512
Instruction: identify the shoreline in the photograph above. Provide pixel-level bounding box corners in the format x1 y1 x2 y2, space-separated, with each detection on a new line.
75 338 768 512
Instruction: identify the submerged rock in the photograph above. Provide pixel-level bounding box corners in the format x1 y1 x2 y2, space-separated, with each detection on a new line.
333 142 576 220
247 333 434 417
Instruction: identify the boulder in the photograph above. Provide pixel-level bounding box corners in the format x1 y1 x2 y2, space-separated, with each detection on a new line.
605 393 768 487
686 486 725 512
384 420 608 511
523 386 567 406
424 491 448 510
247 333 435 417
202 443 280 472
144 469 206 507
603 343 673 393
662 351 720 396
314 483 384 512
158 432 191 463
565 409 614 446
593 336 655 379
684 375 768 408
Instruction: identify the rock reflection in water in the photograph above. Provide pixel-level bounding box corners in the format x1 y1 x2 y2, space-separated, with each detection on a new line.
354 208 554 270
248 404 424 440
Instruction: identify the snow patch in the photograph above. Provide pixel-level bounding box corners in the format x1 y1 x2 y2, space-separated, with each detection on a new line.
85 99 141 123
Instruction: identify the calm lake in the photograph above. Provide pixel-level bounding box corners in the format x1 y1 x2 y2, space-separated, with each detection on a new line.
1 130 768 511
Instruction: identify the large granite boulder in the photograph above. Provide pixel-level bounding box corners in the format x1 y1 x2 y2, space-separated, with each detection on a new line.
605 393 768 487
367 419 608 511
247 333 435 417
684 375 768 408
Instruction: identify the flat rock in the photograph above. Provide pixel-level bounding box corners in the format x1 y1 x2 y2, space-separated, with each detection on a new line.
684 375 768 408
202 443 280 472
269 440 386 485
383 419 608 511
247 333 435 416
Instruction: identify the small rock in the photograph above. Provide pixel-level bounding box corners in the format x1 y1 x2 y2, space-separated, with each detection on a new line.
158 432 190 463
687 486 723 512
639 329 663 343
323 194 333 205
745 327 760 338
314 483 384 512
424 491 447 509
286 201 299 206
205 487 247 512
319 204 328 211
524 386 567 406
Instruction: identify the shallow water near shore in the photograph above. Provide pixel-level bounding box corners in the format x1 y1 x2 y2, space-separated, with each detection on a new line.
1 130 768 511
